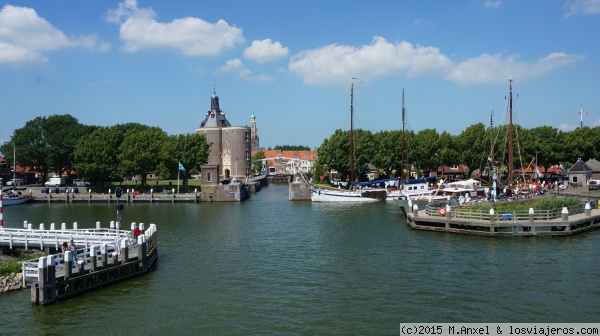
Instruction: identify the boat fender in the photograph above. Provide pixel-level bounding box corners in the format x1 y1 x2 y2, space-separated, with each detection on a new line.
439 207 446 216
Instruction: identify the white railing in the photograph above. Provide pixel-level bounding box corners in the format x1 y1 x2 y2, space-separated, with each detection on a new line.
21 243 121 285
0 227 129 250
20 223 157 285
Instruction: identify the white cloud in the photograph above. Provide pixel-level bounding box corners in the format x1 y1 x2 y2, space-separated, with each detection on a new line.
564 0 600 17
0 4 110 66
243 39 289 63
445 52 583 85
107 0 244 56
214 59 272 82
559 123 577 131
288 36 584 87
483 0 502 9
288 36 452 86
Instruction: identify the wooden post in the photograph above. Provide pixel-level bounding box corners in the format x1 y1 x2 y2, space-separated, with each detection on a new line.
46 255 56 303
36 256 47 304
100 244 108 268
529 208 535 234
489 208 495 233
585 202 591 216
120 240 129 265
90 245 98 272
64 251 73 278
138 235 147 272
562 207 570 231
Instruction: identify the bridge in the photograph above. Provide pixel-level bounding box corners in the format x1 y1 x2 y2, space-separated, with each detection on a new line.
0 221 136 251
253 155 313 176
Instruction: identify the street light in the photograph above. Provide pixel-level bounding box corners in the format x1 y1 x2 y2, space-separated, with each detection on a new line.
579 105 588 128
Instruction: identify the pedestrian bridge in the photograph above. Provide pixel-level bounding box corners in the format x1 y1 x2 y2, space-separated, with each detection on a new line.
0 221 139 251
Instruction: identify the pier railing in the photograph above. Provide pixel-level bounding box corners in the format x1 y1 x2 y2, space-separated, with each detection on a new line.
424 203 586 221
0 225 131 250
29 223 157 305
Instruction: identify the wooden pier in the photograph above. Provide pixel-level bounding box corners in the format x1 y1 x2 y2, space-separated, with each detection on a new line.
0 221 159 305
406 202 600 237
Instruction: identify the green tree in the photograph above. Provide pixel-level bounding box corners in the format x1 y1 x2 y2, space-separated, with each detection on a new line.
456 123 488 174
438 131 460 170
74 123 148 185
173 133 211 184
44 115 92 177
273 145 310 151
1 117 51 181
316 129 349 181
252 150 266 173
118 126 170 186
372 130 403 178
412 129 441 175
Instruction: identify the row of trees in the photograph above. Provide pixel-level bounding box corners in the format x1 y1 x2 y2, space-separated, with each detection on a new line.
4 115 600 186
0 115 211 186
314 123 600 182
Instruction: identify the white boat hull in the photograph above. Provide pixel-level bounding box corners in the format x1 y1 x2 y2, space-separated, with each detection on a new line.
310 188 385 202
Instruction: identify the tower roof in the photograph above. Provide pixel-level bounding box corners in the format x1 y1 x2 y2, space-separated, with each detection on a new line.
199 89 231 128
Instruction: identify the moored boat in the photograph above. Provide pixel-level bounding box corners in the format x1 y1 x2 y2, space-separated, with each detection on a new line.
2 188 31 206
310 83 387 202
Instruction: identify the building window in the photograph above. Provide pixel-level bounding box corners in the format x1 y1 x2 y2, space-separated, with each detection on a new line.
246 149 249 160
207 173 212 183
245 131 249 142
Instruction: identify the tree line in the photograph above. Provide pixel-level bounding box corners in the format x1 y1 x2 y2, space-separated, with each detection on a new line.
313 123 600 182
0 114 210 186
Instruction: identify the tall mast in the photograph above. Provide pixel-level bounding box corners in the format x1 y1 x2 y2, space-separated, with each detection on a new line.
13 144 16 183
350 83 355 184
489 108 494 186
508 77 514 187
401 88 405 184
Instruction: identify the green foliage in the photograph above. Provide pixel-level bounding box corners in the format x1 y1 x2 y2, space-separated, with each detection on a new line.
0 249 46 277
252 150 266 173
273 145 310 151
118 126 170 186
471 197 582 212
175 133 211 174
0 260 22 277
0 115 93 182
74 125 131 185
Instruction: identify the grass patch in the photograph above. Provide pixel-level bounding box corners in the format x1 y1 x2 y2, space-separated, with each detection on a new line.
470 197 583 212
0 248 46 277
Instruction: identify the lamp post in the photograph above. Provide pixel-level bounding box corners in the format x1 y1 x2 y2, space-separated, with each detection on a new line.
579 105 588 128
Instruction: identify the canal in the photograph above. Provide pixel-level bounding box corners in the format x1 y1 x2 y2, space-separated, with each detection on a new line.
1 185 599 334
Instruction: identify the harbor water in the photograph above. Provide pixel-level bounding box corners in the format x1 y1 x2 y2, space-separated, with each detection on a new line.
1 185 599 335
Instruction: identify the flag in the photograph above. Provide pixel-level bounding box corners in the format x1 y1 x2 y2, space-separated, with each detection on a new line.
535 167 542 178
178 162 186 173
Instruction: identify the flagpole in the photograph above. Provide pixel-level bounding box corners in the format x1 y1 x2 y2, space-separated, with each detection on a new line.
177 166 180 194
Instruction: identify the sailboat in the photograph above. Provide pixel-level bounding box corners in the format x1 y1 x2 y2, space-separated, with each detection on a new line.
2 145 31 206
485 76 523 198
310 83 387 202
392 88 443 213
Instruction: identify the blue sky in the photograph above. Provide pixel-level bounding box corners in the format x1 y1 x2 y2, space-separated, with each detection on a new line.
0 0 598 151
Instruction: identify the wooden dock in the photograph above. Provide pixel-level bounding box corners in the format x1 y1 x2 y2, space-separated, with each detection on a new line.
406 202 600 237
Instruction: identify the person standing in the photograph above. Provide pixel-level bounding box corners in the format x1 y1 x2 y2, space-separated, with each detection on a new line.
69 239 77 266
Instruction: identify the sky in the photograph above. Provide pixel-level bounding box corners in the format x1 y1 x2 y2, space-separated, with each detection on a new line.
0 0 599 152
